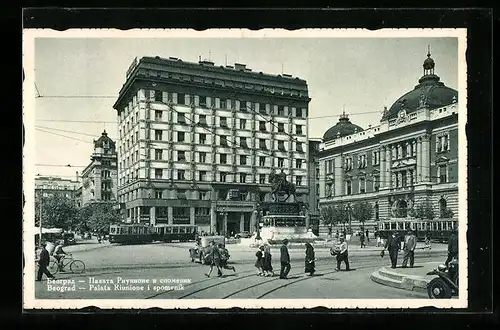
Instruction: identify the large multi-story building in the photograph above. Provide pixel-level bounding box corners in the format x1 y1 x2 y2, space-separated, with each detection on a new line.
113 56 311 235
318 51 459 229
80 130 118 206
35 175 80 202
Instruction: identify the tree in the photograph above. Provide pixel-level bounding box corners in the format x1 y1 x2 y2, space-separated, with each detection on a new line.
351 201 374 227
320 206 335 236
35 193 79 230
76 203 121 233
331 204 349 230
411 201 435 220
441 208 454 219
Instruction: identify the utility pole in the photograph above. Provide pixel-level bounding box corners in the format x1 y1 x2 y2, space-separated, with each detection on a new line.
39 190 43 246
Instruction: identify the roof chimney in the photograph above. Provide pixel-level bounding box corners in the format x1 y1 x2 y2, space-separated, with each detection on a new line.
76 171 79 182
234 63 246 71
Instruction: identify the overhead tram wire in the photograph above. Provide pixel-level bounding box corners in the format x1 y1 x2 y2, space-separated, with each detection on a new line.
35 164 87 168
35 128 94 144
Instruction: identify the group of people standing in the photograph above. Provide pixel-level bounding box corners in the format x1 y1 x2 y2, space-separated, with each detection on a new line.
254 239 291 279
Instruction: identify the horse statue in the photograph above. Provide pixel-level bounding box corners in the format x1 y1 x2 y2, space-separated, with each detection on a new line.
269 169 296 202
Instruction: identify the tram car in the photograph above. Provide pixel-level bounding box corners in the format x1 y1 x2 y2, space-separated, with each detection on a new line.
377 218 458 243
109 224 155 244
153 224 197 242
259 214 317 244
109 223 198 244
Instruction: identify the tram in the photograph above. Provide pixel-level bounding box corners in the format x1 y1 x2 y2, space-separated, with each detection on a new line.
109 223 197 244
153 224 197 242
258 214 316 244
377 218 458 243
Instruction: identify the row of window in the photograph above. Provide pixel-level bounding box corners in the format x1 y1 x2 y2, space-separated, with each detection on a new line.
325 175 381 198
323 165 450 198
119 151 305 173
119 170 304 186
150 111 305 134
123 90 309 118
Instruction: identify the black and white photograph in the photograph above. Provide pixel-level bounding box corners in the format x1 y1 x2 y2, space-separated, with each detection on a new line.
22 28 467 309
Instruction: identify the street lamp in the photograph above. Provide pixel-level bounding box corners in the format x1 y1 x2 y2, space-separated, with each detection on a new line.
254 203 262 241
219 208 228 237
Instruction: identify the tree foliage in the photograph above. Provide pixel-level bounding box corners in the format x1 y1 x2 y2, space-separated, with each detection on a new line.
350 201 374 224
332 204 350 228
411 201 435 220
320 206 335 228
76 203 121 233
35 194 79 230
441 208 454 219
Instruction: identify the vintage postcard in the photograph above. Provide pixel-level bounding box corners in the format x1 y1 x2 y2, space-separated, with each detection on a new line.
22 28 468 309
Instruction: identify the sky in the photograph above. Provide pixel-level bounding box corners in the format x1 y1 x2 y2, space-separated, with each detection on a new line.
32 35 458 180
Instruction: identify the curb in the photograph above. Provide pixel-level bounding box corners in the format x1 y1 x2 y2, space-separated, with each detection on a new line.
370 267 430 293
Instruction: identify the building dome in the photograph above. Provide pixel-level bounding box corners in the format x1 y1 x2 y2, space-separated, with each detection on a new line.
381 50 457 121
323 112 364 142
93 130 116 149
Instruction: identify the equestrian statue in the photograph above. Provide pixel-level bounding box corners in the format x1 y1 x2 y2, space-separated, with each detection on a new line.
269 169 296 202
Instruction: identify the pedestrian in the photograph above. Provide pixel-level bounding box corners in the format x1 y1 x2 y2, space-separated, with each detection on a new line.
262 244 274 277
204 241 223 277
360 232 366 248
335 236 350 271
255 245 264 276
279 238 291 279
402 230 417 268
304 242 315 276
36 242 55 281
218 243 236 273
375 230 381 247
384 231 401 269
335 230 339 239
366 229 370 242
445 229 458 266
424 232 432 249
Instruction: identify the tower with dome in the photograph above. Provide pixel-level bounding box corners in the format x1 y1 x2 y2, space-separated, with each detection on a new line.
80 130 118 206
316 49 459 238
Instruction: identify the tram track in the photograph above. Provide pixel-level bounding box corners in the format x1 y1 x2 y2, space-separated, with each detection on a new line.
147 254 441 300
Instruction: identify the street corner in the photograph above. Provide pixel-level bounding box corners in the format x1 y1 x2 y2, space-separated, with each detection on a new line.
370 262 440 293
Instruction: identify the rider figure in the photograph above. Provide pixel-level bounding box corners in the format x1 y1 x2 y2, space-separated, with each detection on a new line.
53 241 68 272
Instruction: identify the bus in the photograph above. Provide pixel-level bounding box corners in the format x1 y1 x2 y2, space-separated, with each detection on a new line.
377 218 458 243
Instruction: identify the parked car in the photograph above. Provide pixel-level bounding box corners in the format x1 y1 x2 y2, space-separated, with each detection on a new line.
63 232 76 245
189 235 226 265
235 231 251 239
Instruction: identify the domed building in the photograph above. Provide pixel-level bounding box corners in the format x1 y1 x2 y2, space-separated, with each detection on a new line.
323 112 364 142
80 130 118 206
316 50 459 239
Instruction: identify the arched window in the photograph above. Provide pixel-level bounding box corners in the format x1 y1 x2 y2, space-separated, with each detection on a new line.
439 197 447 217
397 200 408 218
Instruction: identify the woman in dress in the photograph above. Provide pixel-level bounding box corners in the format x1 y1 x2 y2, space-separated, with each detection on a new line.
262 244 274 277
304 242 315 276
255 245 264 276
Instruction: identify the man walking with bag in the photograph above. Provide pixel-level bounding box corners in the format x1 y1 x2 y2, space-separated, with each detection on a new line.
402 230 417 268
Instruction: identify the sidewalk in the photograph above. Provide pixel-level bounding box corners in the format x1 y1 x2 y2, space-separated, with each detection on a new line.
370 261 441 293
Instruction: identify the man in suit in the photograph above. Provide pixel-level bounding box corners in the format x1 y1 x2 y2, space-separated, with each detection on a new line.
445 229 458 266
335 236 350 271
402 230 417 268
279 239 291 279
36 242 55 281
384 231 401 269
